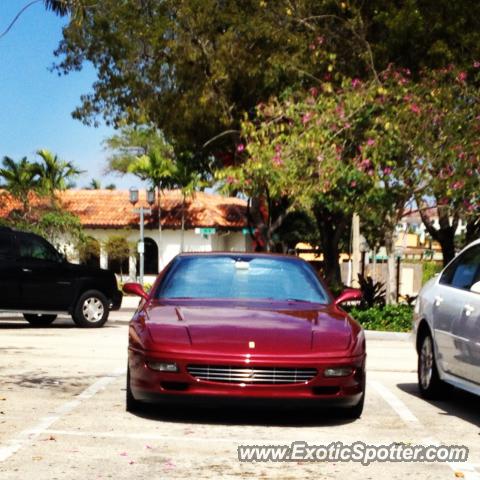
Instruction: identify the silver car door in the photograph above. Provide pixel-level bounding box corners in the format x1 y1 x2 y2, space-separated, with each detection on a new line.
448 245 480 383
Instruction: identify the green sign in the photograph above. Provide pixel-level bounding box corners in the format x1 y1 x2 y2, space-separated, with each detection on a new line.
198 228 216 235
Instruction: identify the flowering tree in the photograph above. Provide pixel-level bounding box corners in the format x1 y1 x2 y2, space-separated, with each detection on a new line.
392 65 480 263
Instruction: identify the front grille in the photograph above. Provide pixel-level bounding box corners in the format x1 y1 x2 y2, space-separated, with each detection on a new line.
187 365 317 384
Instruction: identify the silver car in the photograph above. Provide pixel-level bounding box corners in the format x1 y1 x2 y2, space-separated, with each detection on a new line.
414 239 480 399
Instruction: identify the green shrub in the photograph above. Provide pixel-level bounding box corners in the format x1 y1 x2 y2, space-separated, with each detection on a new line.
422 261 443 285
349 305 413 332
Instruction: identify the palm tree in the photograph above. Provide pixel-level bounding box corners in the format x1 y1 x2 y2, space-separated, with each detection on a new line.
128 148 177 264
87 178 102 190
1 1 74 40
0 156 38 216
33 149 83 203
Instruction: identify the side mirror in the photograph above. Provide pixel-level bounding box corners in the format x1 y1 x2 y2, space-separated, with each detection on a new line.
334 288 363 306
123 282 149 300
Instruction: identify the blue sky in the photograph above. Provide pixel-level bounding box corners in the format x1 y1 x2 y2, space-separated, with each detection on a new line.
0 1 145 190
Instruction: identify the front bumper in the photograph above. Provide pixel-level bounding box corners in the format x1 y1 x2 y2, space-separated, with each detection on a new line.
128 348 366 407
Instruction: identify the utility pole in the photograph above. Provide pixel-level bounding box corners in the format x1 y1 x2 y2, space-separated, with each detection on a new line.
351 213 361 288
129 188 154 286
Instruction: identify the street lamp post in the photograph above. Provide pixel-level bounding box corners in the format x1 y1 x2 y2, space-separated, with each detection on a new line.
129 188 155 286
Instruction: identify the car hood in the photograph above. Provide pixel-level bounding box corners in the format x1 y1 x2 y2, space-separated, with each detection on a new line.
143 301 353 354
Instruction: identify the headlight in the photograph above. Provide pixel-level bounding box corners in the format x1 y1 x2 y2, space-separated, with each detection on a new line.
147 361 179 372
324 367 353 377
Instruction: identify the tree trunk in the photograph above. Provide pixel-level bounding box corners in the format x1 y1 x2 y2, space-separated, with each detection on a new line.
321 235 342 289
465 217 480 245
437 230 456 265
418 206 458 266
313 205 347 290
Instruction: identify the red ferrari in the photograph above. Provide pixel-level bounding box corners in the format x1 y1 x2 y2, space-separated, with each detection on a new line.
123 253 366 418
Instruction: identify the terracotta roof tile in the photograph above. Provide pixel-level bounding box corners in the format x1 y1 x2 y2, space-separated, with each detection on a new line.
0 189 247 229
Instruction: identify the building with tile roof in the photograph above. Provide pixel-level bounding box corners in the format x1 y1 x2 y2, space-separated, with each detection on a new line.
0 189 251 279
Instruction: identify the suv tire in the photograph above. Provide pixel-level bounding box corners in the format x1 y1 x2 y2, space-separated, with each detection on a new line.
73 290 109 328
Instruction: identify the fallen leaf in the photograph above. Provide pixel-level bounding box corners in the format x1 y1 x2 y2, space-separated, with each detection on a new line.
454 473 465 478
120 452 128 457
144 445 153 450
163 460 176 469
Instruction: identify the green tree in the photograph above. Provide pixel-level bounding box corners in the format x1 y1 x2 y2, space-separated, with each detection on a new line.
49 1 480 167
104 235 131 278
390 66 480 263
0 156 38 216
33 149 82 202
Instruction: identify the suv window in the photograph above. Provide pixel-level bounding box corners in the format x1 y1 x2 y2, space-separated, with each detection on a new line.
0 231 13 261
440 245 480 290
17 233 61 263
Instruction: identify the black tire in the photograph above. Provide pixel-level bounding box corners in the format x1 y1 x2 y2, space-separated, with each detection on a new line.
72 290 109 328
126 366 142 413
418 332 447 399
344 391 365 419
23 313 57 327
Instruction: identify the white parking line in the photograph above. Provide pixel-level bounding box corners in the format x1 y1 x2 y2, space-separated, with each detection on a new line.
368 379 480 480
0 368 125 462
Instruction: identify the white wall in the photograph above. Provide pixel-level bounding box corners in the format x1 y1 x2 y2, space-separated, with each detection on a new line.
75 227 251 281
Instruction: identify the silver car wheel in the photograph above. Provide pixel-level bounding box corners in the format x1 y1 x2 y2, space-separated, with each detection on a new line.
420 336 433 390
82 297 104 323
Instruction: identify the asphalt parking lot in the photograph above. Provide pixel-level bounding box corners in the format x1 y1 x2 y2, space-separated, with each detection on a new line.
1 308 480 480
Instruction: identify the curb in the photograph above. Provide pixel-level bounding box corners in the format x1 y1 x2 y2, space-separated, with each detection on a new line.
365 330 412 341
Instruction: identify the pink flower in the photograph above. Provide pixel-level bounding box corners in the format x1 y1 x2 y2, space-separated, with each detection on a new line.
474 61 480 68
410 103 421 114
316 36 324 45
457 71 467 83
383 167 392 175
226 176 235 184
351 78 362 89
452 180 465 190
358 158 372 172
302 112 313 124
309 87 319 98
236 143 245 153
350 180 357 188
366 138 375 146
309 43 316 51
316 154 324 162
272 155 284 166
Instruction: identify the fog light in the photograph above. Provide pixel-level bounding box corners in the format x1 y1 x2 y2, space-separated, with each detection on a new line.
324 367 353 377
147 361 179 372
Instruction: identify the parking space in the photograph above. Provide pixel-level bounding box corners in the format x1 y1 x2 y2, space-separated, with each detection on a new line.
1 312 479 479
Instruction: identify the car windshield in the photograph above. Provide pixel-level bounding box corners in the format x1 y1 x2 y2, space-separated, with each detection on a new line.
156 255 329 303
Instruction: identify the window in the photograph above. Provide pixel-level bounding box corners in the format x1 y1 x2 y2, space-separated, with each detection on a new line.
0 232 13 261
17 233 61 263
157 255 329 303
440 245 480 291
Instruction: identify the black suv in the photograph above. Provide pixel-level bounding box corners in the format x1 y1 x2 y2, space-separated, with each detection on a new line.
0 227 122 327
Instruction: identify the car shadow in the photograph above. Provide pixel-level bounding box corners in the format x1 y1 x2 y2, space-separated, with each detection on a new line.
0 320 123 330
397 382 480 428
127 399 357 427
0 321 77 330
